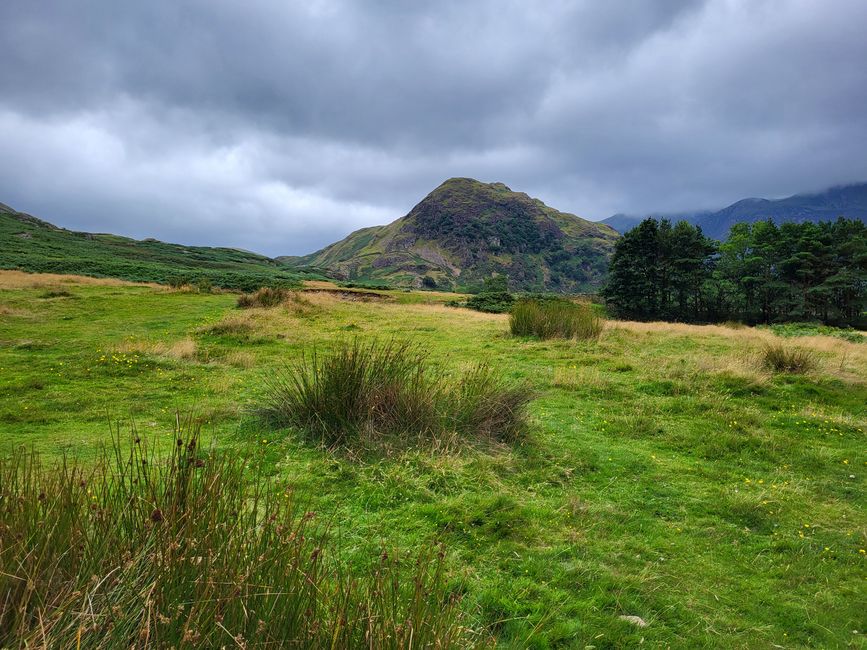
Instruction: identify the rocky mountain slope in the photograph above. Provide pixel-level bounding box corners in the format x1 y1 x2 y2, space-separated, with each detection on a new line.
285 178 619 292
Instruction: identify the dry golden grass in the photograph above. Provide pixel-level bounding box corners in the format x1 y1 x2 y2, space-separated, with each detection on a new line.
0 270 156 289
610 319 866 380
114 338 198 361
301 280 341 290
0 304 32 318
224 350 256 368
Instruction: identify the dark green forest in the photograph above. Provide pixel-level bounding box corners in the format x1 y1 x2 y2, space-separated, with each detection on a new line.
602 218 867 326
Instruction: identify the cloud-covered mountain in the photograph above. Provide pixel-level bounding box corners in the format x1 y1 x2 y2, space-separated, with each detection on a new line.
601 183 867 239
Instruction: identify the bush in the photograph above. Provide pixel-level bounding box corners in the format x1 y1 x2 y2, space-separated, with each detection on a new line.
509 299 603 340
760 343 818 373
0 420 481 648
262 338 532 446
237 286 290 308
465 291 515 313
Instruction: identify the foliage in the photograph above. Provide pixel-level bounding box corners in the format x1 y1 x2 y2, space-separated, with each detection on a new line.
603 217 867 326
464 291 515 313
509 298 604 340
760 343 819 373
0 419 479 648
261 338 532 446
0 209 318 291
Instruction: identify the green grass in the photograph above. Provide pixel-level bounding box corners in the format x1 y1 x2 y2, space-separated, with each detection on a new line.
0 208 323 291
0 418 474 648
762 322 866 343
1 272 865 647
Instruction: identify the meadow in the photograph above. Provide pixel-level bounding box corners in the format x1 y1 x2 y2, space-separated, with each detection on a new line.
0 270 865 648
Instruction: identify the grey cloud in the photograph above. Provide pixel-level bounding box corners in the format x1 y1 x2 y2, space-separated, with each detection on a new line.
1 0 865 256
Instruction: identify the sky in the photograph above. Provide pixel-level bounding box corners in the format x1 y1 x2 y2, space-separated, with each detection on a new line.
1 0 866 257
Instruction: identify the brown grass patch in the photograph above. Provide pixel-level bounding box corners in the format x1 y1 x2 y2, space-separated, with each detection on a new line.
301 280 341 290
113 338 198 361
0 304 31 318
0 270 156 289
224 350 256 368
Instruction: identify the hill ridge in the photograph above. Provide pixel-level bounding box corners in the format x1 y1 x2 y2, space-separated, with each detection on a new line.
286 177 618 292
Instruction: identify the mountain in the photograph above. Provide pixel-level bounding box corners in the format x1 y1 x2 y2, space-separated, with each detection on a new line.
285 178 619 292
0 203 319 291
601 183 867 239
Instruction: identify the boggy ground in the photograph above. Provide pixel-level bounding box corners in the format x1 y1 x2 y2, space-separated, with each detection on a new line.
0 271 864 648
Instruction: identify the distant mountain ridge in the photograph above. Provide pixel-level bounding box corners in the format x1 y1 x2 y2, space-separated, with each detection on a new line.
284 178 619 292
601 183 867 239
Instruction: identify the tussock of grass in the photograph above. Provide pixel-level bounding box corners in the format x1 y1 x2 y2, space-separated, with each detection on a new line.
0 419 480 648
760 342 818 373
236 286 290 308
114 337 198 361
262 339 532 446
199 315 256 337
510 299 603 340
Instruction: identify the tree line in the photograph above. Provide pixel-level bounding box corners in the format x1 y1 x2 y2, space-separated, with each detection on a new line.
602 217 866 326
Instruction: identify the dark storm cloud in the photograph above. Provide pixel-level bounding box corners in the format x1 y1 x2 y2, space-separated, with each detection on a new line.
1 0 865 255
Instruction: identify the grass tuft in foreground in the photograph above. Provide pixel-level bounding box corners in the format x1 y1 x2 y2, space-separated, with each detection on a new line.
509 299 603 340
760 342 818 373
0 417 481 648
262 339 532 446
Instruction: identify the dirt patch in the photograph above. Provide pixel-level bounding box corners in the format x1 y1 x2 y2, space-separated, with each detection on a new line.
301 288 394 302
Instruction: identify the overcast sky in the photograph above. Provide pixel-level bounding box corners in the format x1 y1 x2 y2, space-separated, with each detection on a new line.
1 1 866 256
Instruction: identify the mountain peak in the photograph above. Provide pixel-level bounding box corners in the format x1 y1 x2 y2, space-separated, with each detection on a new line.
289 178 618 291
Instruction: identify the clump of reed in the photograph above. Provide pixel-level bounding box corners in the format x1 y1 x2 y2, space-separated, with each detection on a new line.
237 286 290 308
0 417 481 648
262 339 532 447
509 299 603 340
760 342 818 374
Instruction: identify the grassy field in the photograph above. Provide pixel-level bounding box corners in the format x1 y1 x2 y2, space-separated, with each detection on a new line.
1 270 865 648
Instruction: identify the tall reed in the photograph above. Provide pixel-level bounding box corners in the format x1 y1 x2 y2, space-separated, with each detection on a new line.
0 417 483 648
509 299 603 340
262 339 532 446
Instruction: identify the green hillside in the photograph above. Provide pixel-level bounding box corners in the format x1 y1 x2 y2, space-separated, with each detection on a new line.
0 204 321 291
285 178 619 292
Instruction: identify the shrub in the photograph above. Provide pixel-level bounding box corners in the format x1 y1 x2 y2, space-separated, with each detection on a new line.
0 420 481 648
262 339 532 446
509 299 603 340
237 286 290 308
465 291 515 313
760 343 818 373
194 277 213 294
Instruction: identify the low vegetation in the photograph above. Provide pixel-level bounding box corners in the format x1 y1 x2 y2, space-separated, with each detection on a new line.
236 286 291 308
261 338 532 447
0 420 479 648
760 342 819 374
509 298 604 340
0 207 321 291
1 271 865 647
